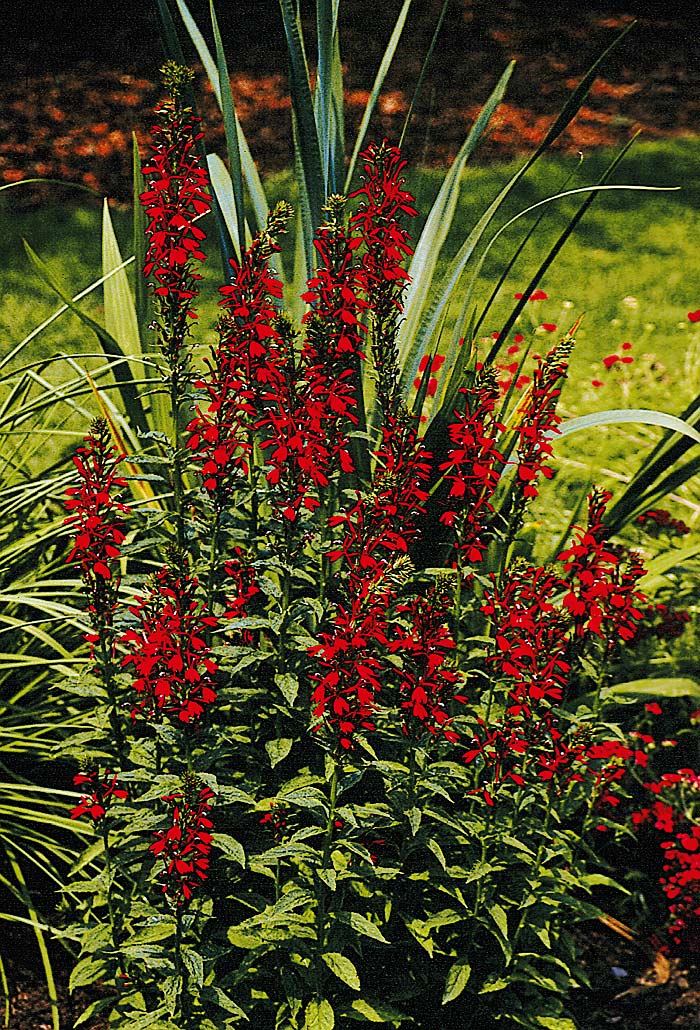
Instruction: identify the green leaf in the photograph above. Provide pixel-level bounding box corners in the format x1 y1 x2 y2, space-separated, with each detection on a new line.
22 240 148 432
490 903 509 940
209 0 246 257
279 0 323 270
305 997 335 1030
426 838 446 869
69 956 108 992
348 999 405 1022
398 59 515 388
275 672 299 705
123 920 177 946
266 737 294 767
407 807 421 835
213 833 246 866
557 408 700 448
344 0 412 192
322 952 360 990
442 960 471 1004
181 947 204 989
74 997 113 1027
102 199 141 367
342 911 390 944
479 977 508 994
173 0 268 234
607 678 700 699
537 1019 576 1030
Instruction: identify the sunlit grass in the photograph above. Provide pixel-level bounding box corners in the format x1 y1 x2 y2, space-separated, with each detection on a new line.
2 137 700 528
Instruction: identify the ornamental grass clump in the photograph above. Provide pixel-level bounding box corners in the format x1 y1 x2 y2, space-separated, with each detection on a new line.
54 67 700 1030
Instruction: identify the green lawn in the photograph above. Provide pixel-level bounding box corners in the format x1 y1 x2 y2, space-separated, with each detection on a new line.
2 136 700 533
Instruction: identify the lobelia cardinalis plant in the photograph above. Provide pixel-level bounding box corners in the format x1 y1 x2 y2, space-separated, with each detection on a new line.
54 66 700 1030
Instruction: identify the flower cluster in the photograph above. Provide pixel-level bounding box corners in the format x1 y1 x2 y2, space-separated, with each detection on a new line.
150 777 215 905
636 508 691 537
633 601 691 642
70 768 128 823
121 556 218 724
388 589 463 742
140 64 210 311
65 418 130 640
514 339 572 500
559 488 647 643
631 770 700 950
439 372 504 565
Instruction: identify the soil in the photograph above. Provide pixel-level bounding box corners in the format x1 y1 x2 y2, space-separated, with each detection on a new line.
1 926 699 1029
2 1 700 202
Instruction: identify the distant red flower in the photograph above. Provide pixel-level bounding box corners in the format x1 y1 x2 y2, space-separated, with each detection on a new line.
150 778 214 905
514 290 548 302
688 310 700 323
540 322 557 332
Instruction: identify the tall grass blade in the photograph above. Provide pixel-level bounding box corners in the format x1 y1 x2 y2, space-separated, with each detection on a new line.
344 0 412 192
210 0 246 260
398 0 450 150
397 60 515 385
556 408 700 448
132 133 149 345
6 848 59 1030
397 21 637 398
279 0 324 247
22 242 149 433
102 199 141 369
173 0 268 235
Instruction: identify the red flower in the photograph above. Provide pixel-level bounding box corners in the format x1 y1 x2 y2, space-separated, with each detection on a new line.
559 489 647 643
514 340 571 500
121 556 218 724
70 768 128 822
65 418 130 654
688 310 700 323
150 778 214 905
540 322 557 332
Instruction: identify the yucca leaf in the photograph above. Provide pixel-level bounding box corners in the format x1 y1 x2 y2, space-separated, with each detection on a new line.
398 21 637 400
6 848 59 1030
605 455 700 535
279 0 324 260
102 200 141 369
398 0 450 150
397 60 515 387
207 154 247 252
556 408 700 448
132 133 149 345
315 0 343 195
607 678 700 699
639 540 700 591
210 0 246 260
22 241 149 433
174 0 268 234
344 0 412 192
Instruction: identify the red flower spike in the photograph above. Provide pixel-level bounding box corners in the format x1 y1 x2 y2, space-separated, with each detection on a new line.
514 340 572 501
64 418 130 652
150 778 214 906
121 557 218 724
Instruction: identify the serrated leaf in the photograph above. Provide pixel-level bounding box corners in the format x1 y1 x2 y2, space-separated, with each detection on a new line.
343 911 390 944
266 737 294 767
214 833 246 867
442 960 471 1004
74 996 113 1027
305 997 335 1030
322 952 360 990
318 866 336 891
182 947 204 989
426 838 446 869
124 921 177 947
348 999 405 1022
275 672 299 705
407 807 421 835
479 977 508 994
69 956 108 992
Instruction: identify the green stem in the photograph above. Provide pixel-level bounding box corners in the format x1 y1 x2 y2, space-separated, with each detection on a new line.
102 825 125 976
170 373 185 551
